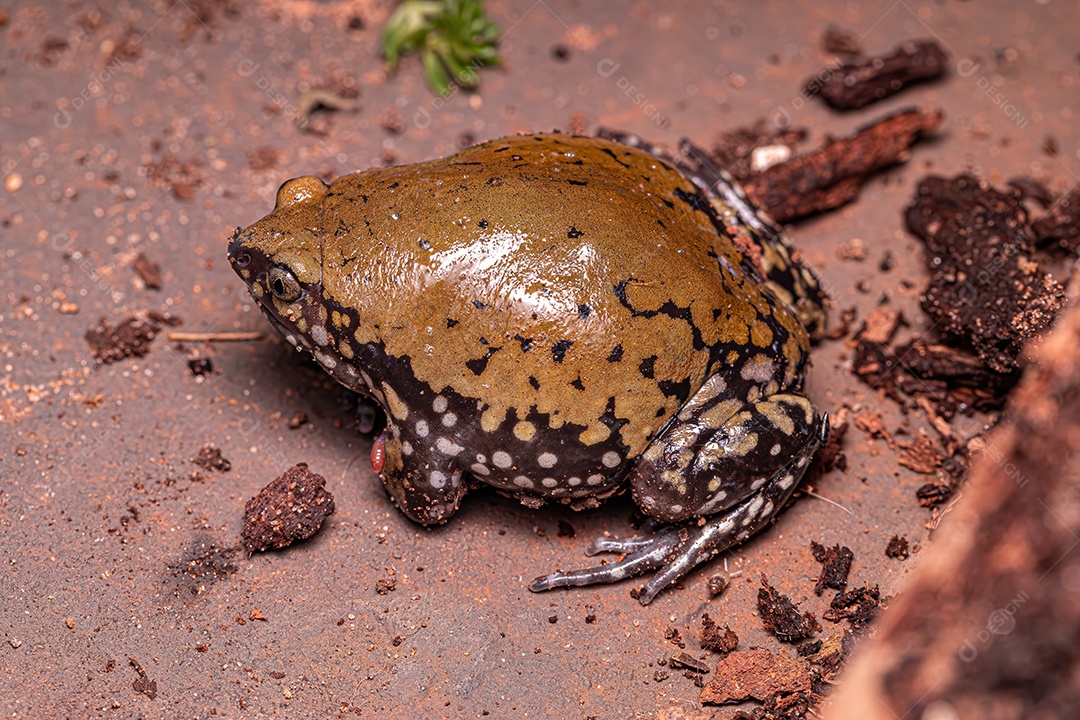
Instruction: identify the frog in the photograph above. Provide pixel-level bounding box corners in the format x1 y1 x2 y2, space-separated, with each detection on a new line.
227 132 829 605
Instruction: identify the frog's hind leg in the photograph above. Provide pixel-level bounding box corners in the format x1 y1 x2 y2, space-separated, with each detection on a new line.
529 445 818 604
529 382 827 604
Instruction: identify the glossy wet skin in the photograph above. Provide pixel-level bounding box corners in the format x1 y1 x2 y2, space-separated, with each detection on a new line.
229 133 828 603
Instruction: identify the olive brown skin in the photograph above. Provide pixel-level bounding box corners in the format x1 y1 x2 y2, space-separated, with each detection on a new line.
228 133 828 604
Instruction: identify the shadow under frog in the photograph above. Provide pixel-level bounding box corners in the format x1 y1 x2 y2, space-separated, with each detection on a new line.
228 132 828 605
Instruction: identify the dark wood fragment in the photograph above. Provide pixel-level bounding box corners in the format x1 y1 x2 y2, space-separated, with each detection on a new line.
806 39 948 110
132 253 162 289
742 108 943 222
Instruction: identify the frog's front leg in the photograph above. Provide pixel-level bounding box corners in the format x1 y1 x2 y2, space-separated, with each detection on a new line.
530 378 827 605
377 422 467 524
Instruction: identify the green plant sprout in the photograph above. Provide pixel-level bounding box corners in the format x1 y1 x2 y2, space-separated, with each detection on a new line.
381 0 501 95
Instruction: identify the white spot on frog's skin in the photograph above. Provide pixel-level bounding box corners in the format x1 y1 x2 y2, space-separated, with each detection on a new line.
310 324 329 347
429 470 447 489
475 453 487 464
586 474 604 485
750 477 767 491
778 473 795 490
415 420 429 438
742 495 765 526
537 452 557 468
401 441 413 456
669 504 683 515
470 462 490 476
761 500 774 518
436 437 464 456
315 350 337 369
541 477 558 488
714 519 735 536
771 443 782 456
601 451 620 468
285 334 299 347
442 412 458 427
513 475 534 489
568 476 582 486
432 395 448 414
492 451 512 469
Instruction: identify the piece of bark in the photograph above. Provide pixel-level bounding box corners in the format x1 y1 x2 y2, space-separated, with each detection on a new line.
742 108 943 223
132 253 163 289
806 39 948 110
825 276 1080 720
897 436 944 474
699 648 812 705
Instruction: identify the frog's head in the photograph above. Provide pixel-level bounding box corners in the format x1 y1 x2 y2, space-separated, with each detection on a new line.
228 176 330 350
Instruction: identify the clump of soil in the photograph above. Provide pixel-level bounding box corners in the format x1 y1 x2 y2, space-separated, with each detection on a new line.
700 612 739 655
758 574 821 642
242 463 335 553
131 253 162 289
906 174 1066 374
822 586 882 629
810 542 853 595
192 444 231 473
85 311 179 364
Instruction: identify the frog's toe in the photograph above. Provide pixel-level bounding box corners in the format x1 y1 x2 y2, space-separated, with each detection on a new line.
584 534 656 556
530 422 826 604
529 527 682 595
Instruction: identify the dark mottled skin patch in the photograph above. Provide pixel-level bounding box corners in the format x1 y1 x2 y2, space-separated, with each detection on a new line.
552 339 573 363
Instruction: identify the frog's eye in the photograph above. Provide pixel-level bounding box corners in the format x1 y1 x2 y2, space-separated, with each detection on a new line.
267 265 302 302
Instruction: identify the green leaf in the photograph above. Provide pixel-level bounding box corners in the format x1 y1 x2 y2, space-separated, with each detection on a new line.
379 0 501 94
421 49 452 95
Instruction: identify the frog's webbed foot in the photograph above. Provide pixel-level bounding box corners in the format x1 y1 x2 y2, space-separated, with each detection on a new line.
529 421 826 604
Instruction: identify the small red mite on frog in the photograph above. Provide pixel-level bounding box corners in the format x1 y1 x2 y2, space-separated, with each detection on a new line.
228 132 828 605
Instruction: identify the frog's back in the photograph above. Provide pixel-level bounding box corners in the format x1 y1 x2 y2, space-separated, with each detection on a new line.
318 134 807 457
